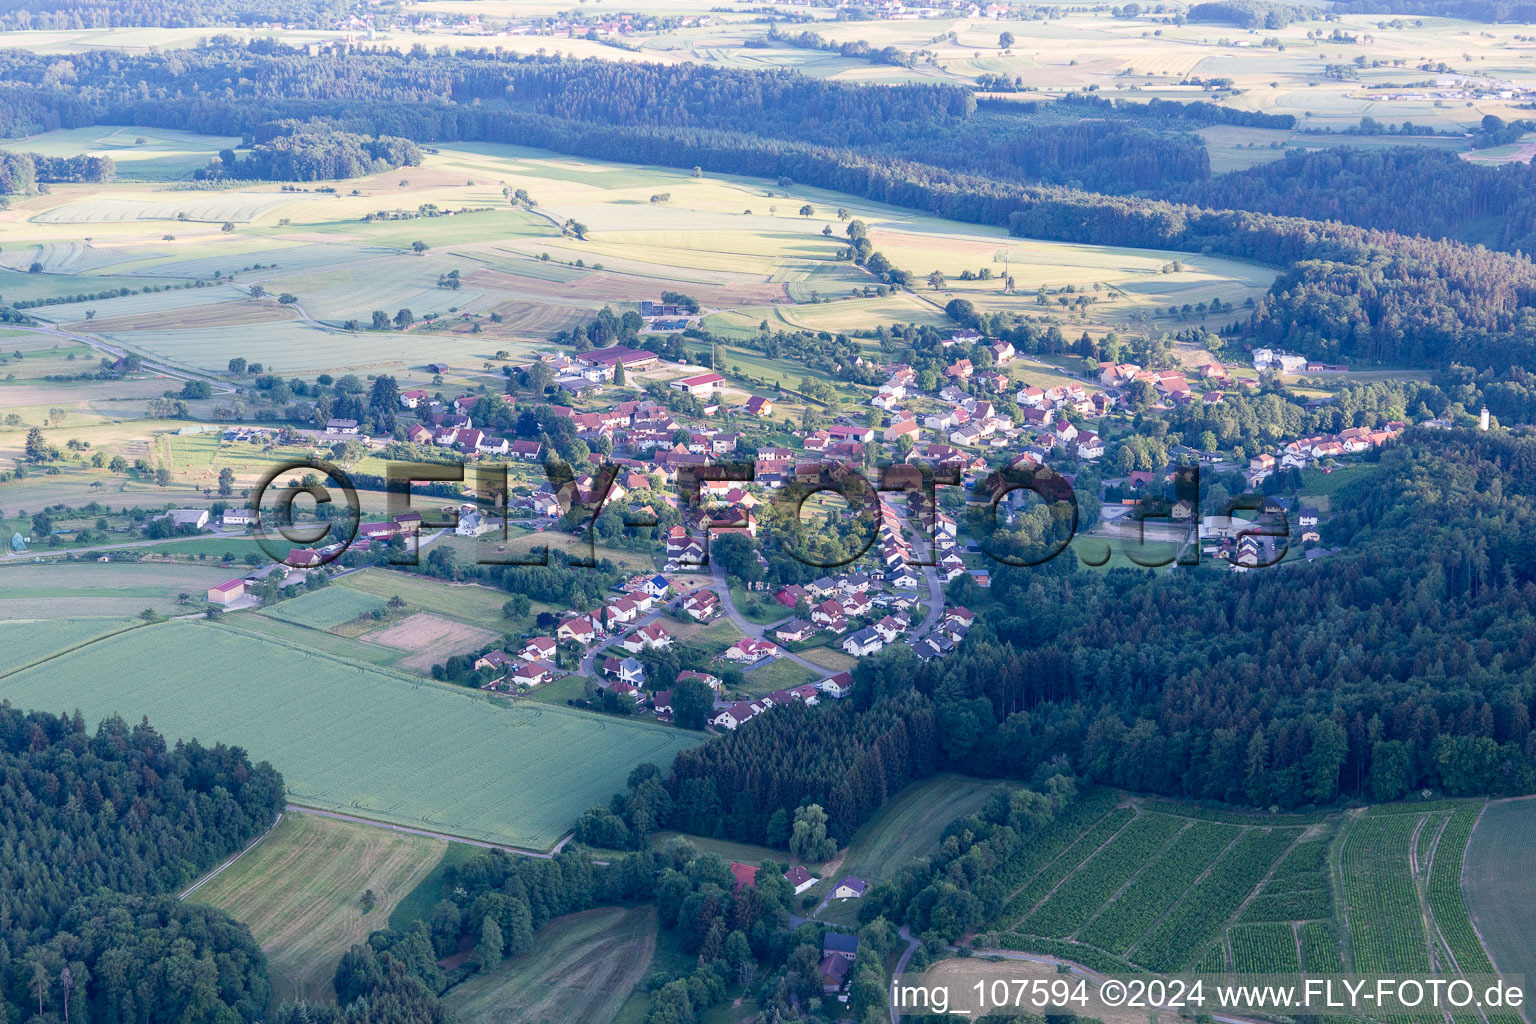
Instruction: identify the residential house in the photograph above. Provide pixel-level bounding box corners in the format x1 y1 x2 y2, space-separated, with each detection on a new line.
831 878 867 900
773 618 817 644
602 657 646 686
818 672 853 699
557 616 597 644
743 395 774 417
682 589 720 621
712 699 768 729
842 627 884 657
512 662 551 687
519 636 556 662
508 439 543 461
722 638 777 664
473 650 515 675
785 866 817 896
621 622 672 652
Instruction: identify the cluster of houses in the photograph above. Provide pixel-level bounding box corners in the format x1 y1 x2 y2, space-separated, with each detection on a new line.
1245 422 1404 487
399 390 518 456
769 570 921 658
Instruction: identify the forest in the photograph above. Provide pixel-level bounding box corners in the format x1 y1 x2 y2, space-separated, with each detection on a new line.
0 706 286 1022
616 429 1536 856
0 0 364 30
198 121 422 182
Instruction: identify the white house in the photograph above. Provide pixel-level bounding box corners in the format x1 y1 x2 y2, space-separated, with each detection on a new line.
841 627 884 657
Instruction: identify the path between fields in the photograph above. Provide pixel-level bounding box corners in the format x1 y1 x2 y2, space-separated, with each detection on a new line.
3 323 235 394
284 804 588 861
179 811 285 900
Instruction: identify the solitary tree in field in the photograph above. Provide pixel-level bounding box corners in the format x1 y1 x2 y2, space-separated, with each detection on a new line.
218 468 235 497
799 204 814 217
927 270 945 291
394 309 414 329
999 30 1015 49
24 428 48 463
371 310 390 330
361 889 377 913
411 240 428 254
154 467 172 488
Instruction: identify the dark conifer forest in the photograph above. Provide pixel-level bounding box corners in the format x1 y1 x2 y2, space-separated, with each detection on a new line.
0 706 285 1022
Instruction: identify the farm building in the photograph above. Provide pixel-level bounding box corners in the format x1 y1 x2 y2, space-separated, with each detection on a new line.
207 579 245 605
670 372 724 396
165 509 210 529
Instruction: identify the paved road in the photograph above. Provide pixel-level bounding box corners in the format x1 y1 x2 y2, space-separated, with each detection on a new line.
0 526 251 562
892 507 946 639
890 925 921 1024
579 602 675 677
708 560 826 673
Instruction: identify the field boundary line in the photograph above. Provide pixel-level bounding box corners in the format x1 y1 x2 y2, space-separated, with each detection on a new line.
0 619 151 684
179 810 283 901
284 804 590 861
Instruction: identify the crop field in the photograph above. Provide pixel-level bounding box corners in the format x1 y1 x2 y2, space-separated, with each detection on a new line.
260 587 390 632
1 132 1289 383
0 616 138 674
0 619 705 850
442 906 658 1024
1464 799 1536 989
0 561 244 618
993 796 1502 978
4 126 240 180
193 811 446 1006
1019 812 1186 939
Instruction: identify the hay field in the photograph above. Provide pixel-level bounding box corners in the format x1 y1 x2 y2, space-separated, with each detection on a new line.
443 906 658 1024
193 811 446 1006
0 619 705 850
363 611 500 672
